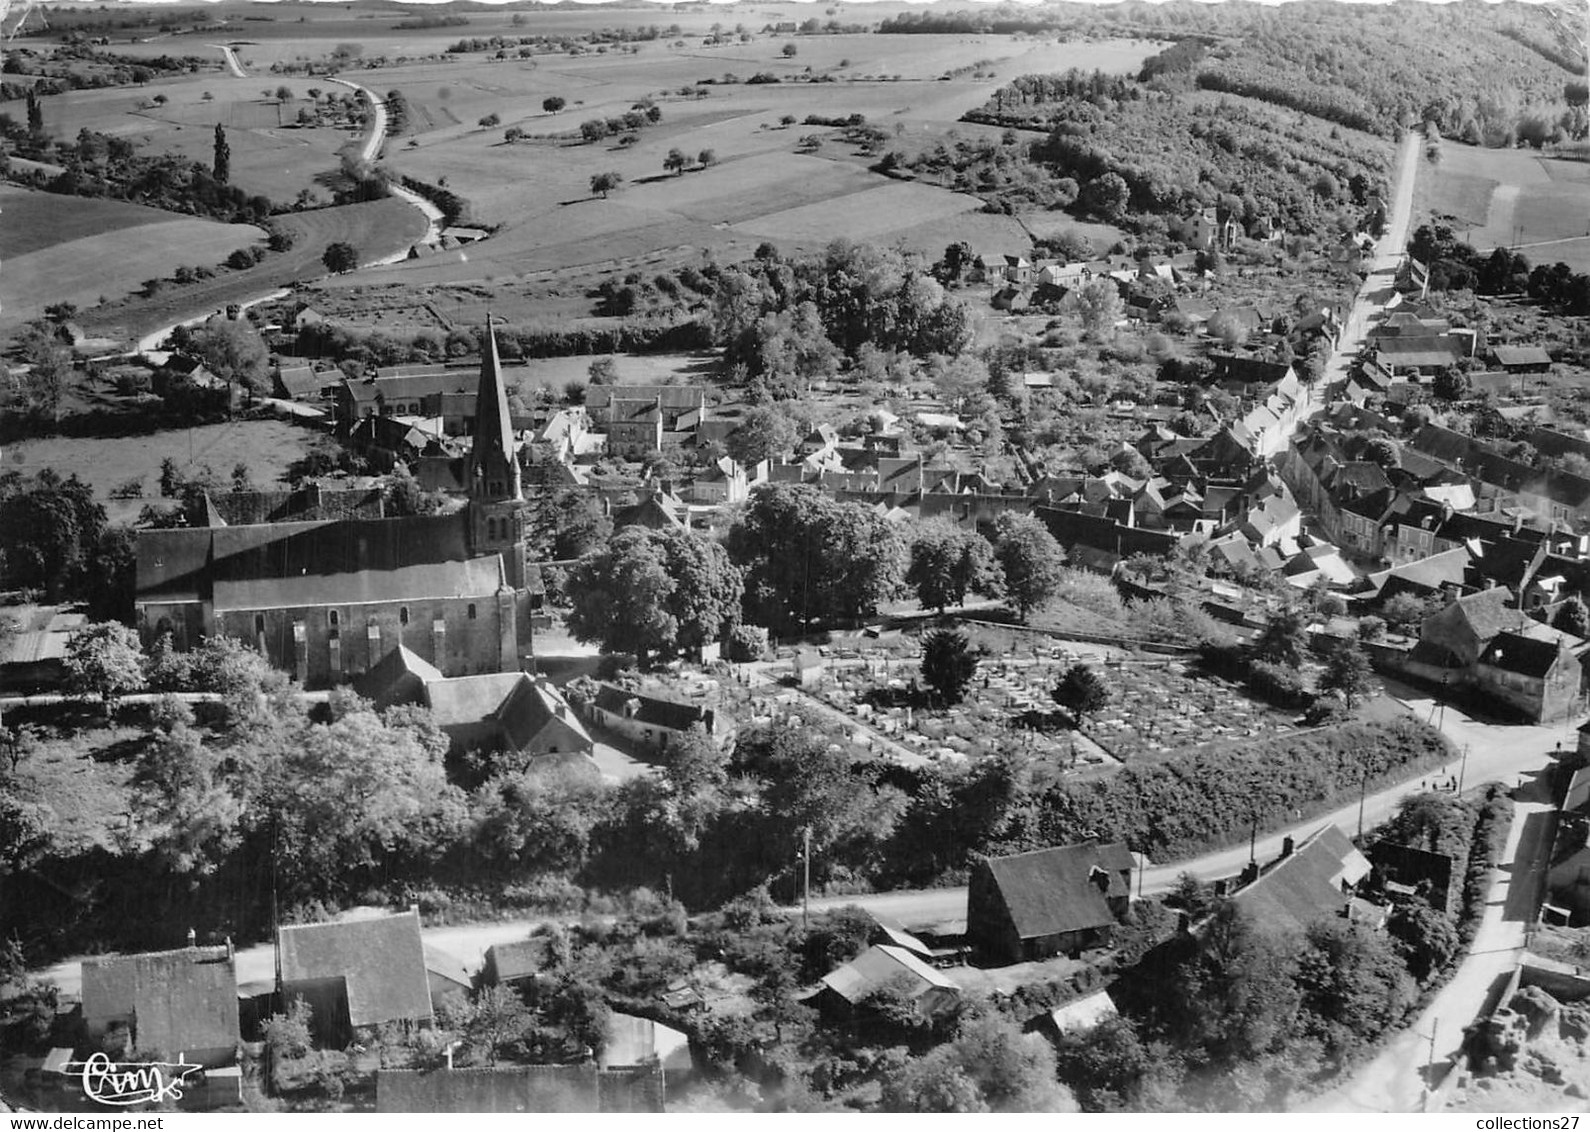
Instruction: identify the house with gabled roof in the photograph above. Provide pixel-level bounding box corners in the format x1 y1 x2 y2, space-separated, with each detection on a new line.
81 945 240 1068
967 841 1134 964
588 683 729 751
810 944 961 1022
278 908 433 1046
482 938 552 987
1419 586 1516 668
1231 825 1373 934
1474 631 1581 722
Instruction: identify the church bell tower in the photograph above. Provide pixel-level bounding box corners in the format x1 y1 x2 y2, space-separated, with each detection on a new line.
467 316 525 586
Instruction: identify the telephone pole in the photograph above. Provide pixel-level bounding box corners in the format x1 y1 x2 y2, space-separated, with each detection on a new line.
801 825 811 929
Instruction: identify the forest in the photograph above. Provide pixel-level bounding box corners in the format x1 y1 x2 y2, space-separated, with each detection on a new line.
960 73 1387 237
885 2 1578 141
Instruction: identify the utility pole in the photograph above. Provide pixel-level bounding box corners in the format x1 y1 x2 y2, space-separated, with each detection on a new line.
1358 771 1369 838
1423 1015 1440 1111
801 825 811 929
1458 743 1470 794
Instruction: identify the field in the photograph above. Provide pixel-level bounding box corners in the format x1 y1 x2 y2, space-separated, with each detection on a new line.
18 9 1162 340
0 186 263 328
1417 142 1590 272
4 417 319 524
75 196 425 342
307 32 1156 294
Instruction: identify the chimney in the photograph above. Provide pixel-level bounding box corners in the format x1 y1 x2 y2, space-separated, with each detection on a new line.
187 927 197 949
1213 878 1229 897
1281 835 1295 858
1239 861 1259 887
225 936 234 960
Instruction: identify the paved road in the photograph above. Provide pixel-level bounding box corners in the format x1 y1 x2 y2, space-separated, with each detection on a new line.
804 697 1572 934
1300 783 1554 1112
324 75 443 259
209 44 246 79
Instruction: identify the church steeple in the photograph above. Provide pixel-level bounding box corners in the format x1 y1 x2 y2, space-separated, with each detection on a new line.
468 315 521 502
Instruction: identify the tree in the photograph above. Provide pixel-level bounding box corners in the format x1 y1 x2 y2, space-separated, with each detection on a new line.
907 520 1002 612
664 147 688 175
1554 596 1590 638
698 148 717 168
566 528 743 663
1253 606 1309 668
1296 918 1415 1061
1381 592 1429 635
993 512 1065 622
726 404 796 465
1080 171 1130 221
65 621 147 714
728 484 907 634
257 706 466 902
322 241 358 273
921 628 979 706
580 118 609 143
463 985 532 1066
543 96 566 114
193 316 270 400
1432 366 1469 402
0 470 108 599
135 718 242 873
213 124 230 183
587 356 618 385
1073 278 1122 341
1319 641 1374 710
504 126 525 143
1386 902 1459 983
275 84 293 103
885 1013 1075 1112
781 42 798 57
1053 663 1109 728
589 171 622 198
1364 437 1399 469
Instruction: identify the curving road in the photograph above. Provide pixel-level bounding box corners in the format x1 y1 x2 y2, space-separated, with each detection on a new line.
802 697 1571 936
325 75 444 259
209 44 246 79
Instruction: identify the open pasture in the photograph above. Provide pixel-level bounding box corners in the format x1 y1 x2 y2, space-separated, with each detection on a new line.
4 417 318 522
320 33 1153 290
0 186 262 330
75 196 423 342
39 73 366 205
1418 142 1590 271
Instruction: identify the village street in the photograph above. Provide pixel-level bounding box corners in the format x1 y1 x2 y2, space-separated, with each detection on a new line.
803 696 1572 936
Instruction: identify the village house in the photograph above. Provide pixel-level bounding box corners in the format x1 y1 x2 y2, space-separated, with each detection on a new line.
966 841 1134 964
278 909 433 1047
809 945 961 1023
356 645 595 767
586 683 730 751
1230 825 1375 934
81 944 240 1068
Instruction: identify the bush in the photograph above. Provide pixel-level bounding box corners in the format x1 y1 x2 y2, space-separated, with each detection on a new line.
1246 660 1312 709
727 624 768 662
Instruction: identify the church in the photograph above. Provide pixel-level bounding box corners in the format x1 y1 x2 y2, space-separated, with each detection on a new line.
133 321 535 688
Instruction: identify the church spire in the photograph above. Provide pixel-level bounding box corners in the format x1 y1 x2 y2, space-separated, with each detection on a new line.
468 315 520 502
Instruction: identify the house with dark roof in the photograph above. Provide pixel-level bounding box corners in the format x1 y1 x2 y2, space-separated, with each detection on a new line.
81 945 240 1068
278 909 432 1046
482 938 552 987
967 842 1134 964
1474 631 1581 722
357 647 593 766
1492 344 1553 374
1230 825 1372 934
588 683 728 751
810 945 961 1022
1419 587 1516 668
